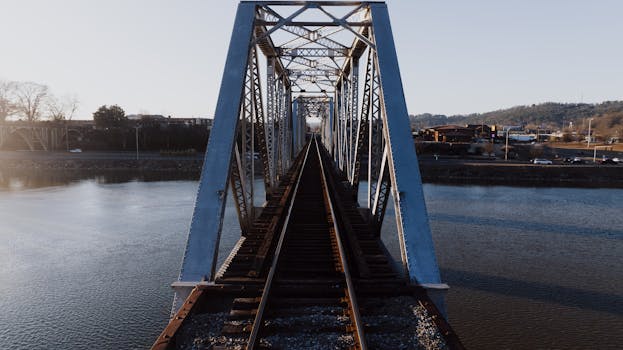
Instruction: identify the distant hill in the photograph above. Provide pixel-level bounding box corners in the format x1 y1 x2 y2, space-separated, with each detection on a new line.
410 101 623 138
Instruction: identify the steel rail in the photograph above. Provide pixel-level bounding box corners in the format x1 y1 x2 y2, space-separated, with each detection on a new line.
314 138 368 350
246 139 313 350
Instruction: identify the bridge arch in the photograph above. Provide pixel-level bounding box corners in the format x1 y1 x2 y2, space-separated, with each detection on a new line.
0 125 69 151
0 127 37 151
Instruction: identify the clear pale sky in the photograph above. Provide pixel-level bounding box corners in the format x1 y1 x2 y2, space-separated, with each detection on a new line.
1 0 622 119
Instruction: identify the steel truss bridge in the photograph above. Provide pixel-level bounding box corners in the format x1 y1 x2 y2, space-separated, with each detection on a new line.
154 2 462 348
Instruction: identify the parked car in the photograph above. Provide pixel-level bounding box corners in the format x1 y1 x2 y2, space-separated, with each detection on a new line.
572 157 583 164
601 158 618 165
613 157 621 163
533 158 553 165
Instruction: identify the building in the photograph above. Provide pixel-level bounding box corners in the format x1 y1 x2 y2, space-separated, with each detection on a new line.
466 124 497 140
423 125 474 142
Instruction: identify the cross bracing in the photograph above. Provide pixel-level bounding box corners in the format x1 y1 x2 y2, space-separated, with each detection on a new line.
173 1 446 314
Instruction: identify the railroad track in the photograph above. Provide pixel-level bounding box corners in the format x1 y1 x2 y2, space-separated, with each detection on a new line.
153 137 464 350
210 138 366 349
247 137 366 349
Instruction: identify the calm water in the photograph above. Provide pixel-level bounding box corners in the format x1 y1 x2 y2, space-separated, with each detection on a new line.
0 171 621 349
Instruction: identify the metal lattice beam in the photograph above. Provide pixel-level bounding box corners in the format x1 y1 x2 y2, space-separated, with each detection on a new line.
173 1 446 315
173 4 256 309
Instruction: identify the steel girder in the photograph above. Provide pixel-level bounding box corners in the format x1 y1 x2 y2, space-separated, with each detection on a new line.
173 3 257 310
266 57 277 188
368 3 442 287
351 45 373 191
277 47 349 58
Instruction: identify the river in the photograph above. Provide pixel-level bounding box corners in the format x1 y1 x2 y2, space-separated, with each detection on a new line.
0 171 621 349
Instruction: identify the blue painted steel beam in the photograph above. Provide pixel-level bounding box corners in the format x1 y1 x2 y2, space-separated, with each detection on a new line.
369 4 442 286
292 98 299 155
177 3 256 283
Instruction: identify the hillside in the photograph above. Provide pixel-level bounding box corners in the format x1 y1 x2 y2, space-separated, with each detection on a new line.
410 101 623 138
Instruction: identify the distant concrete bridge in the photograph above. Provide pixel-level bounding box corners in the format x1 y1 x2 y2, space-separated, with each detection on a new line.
0 123 76 151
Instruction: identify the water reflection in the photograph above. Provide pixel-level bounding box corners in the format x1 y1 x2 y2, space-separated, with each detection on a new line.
1 172 622 349
0 169 199 190
442 268 623 316
431 212 623 240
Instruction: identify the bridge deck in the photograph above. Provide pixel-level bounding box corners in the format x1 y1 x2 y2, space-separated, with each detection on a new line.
152 139 463 349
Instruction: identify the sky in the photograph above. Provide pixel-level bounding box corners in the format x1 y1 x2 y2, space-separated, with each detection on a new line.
1 0 622 119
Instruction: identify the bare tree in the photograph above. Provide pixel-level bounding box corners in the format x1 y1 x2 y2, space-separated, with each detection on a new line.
14 81 49 122
47 94 79 121
0 80 17 122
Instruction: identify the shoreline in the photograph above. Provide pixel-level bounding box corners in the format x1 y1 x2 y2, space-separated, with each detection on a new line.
1 152 622 188
419 159 623 188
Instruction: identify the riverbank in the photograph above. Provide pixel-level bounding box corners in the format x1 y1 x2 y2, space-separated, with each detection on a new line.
0 151 203 172
420 160 623 188
1 151 622 188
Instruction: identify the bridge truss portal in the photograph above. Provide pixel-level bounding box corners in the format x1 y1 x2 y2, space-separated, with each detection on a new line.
174 1 447 312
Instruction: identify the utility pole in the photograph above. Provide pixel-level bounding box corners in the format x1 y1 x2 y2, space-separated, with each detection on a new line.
65 123 69 151
135 125 140 160
505 126 510 161
587 118 593 149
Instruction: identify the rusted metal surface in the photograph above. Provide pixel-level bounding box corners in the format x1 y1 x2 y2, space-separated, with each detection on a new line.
152 287 204 350
151 284 262 350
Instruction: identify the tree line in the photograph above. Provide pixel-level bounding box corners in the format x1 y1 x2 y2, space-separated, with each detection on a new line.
84 105 210 152
0 81 210 152
0 80 78 122
410 101 623 141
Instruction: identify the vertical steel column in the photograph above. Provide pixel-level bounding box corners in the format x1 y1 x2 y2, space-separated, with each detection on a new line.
275 78 283 179
352 48 374 192
266 57 277 188
348 57 359 182
250 46 272 195
229 51 256 233
368 58 382 210
325 97 334 153
284 86 292 171
292 97 299 156
334 85 342 167
293 96 304 156
299 98 305 152
342 79 350 174
370 4 442 288
343 74 351 177
173 3 256 311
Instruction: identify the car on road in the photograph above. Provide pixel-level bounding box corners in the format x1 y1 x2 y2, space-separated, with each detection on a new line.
572 157 583 164
533 158 553 165
601 158 618 165
613 157 621 163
